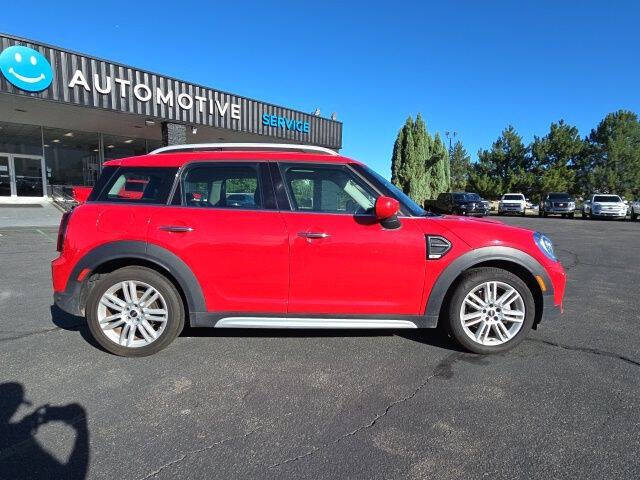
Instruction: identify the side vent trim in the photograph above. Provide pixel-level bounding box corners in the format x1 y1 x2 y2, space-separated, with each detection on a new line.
426 235 452 260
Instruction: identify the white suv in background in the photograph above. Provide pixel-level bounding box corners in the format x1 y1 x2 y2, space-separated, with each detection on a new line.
498 193 527 216
582 194 627 219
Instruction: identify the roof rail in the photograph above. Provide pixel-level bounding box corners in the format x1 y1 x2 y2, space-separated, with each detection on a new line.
149 143 338 155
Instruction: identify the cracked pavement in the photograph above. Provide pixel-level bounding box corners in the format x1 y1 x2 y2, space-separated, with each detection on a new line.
1 218 639 479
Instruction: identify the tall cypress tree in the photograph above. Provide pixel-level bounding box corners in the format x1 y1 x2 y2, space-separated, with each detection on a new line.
390 127 405 185
391 113 451 204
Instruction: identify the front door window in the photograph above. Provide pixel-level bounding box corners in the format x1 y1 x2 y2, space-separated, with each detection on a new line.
282 165 377 215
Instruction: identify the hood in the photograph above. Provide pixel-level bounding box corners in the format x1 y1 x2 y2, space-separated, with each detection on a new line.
428 215 535 250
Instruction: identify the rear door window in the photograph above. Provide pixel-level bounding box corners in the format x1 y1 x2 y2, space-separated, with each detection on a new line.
181 163 263 209
95 167 177 204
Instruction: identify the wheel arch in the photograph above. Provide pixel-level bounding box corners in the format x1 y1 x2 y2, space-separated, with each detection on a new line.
68 241 206 322
425 246 552 329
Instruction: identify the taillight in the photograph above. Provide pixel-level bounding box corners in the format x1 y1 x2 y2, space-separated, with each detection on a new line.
57 211 72 252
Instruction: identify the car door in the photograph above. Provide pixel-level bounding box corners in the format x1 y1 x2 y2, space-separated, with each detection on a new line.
276 162 426 316
147 161 289 313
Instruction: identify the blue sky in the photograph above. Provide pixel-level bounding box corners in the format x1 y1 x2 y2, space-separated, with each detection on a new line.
1 1 639 176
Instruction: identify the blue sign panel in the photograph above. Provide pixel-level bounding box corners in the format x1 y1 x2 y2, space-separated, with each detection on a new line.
0 45 53 92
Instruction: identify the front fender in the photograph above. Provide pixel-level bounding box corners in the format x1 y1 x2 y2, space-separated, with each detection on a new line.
424 246 554 324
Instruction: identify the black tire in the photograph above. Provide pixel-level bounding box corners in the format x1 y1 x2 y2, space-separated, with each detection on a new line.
632 211 637 221
86 266 185 357
543 212 548 218
444 267 535 354
538 209 543 217
521 211 526 217
568 213 575 219
561 214 566 218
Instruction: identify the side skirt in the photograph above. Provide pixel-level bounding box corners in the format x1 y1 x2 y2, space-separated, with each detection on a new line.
191 313 436 329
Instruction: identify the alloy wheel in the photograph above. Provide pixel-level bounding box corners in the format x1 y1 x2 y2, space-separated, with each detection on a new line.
97 281 169 348
459 281 525 346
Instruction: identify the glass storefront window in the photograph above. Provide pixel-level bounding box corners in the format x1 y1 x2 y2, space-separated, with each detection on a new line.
103 135 162 161
43 128 100 186
0 121 43 155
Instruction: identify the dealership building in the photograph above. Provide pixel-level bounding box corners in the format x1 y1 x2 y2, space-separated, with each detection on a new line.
0 33 342 198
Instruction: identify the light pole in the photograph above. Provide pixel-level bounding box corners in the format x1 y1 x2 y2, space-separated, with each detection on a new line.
445 131 457 151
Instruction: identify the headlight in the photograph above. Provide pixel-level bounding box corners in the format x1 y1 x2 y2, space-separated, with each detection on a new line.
569 202 575 208
534 232 557 261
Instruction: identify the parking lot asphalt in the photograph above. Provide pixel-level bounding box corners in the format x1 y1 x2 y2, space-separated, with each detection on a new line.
1 217 639 479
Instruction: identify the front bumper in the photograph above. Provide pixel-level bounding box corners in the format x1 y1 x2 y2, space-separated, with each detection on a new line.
499 205 524 213
546 207 575 214
542 297 563 321
592 211 626 218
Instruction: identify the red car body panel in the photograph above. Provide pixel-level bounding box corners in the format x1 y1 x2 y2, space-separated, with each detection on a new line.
52 150 566 325
147 207 289 313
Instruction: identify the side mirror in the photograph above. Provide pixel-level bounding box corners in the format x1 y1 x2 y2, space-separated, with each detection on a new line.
375 196 399 220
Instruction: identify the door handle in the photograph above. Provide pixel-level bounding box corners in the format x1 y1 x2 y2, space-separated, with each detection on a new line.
159 225 194 233
298 231 330 239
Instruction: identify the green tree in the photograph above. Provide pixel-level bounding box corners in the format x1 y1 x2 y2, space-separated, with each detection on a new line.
391 113 450 204
530 120 581 200
390 126 405 185
577 110 640 198
469 125 532 198
449 141 471 191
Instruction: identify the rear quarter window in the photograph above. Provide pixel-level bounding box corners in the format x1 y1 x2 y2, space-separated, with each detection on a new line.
94 167 178 204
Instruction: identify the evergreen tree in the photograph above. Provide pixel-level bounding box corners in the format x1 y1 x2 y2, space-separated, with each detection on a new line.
469 125 532 198
530 120 582 200
578 110 640 197
390 113 450 204
449 141 471 191
390 127 404 185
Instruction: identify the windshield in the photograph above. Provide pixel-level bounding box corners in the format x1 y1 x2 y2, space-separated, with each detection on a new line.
548 193 571 200
503 194 524 201
453 193 480 201
358 165 428 216
593 195 621 203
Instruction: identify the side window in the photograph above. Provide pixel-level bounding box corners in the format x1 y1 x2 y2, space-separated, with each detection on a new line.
282 164 377 214
97 167 177 204
182 164 262 209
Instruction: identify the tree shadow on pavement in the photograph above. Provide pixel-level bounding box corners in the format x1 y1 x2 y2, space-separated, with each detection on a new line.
0 382 89 480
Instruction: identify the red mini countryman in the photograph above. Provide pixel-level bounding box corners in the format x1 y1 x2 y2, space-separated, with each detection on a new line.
52 144 566 357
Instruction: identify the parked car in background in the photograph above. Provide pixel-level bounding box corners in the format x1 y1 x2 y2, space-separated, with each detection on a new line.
498 193 527 216
432 192 489 216
539 192 576 218
582 194 627 219
630 199 640 221
51 143 565 357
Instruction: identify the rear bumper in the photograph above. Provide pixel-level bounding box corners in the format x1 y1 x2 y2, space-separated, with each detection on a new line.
53 282 84 317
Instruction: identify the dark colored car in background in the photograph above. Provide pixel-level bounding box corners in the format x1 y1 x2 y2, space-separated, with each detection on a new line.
539 192 576 218
432 192 489 216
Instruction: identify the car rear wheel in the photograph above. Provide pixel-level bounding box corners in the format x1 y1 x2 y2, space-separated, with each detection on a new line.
86 266 185 357
446 267 535 354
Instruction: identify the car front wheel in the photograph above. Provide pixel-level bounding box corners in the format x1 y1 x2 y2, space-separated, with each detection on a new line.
446 267 535 354
86 266 185 357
